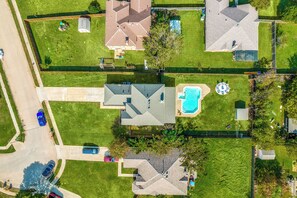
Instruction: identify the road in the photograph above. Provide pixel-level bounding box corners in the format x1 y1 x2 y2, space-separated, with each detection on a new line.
0 0 57 188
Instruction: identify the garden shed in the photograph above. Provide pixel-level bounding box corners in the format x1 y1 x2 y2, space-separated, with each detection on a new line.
288 118 297 133
78 17 90 33
235 108 249 121
258 150 276 160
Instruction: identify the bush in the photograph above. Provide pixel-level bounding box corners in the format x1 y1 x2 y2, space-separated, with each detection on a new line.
88 1 101 14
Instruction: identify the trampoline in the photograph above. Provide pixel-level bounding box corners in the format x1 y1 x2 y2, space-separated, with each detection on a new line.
216 82 230 95
170 19 181 35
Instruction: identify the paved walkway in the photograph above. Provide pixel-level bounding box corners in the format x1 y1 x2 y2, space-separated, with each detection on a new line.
118 158 137 177
0 0 57 188
56 146 109 161
0 74 20 150
36 87 104 102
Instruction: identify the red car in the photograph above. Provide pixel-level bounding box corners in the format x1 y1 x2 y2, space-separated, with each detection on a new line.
48 192 62 198
104 156 119 162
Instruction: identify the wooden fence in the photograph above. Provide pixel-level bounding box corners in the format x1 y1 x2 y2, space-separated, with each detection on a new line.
24 13 105 22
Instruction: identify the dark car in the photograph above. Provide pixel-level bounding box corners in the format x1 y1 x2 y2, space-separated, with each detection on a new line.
42 160 55 178
82 147 99 154
48 192 62 198
104 156 119 163
36 110 46 126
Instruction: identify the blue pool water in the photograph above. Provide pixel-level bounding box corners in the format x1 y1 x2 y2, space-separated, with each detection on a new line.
178 87 201 114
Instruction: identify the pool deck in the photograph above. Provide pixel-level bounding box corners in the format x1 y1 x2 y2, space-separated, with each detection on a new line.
176 84 210 117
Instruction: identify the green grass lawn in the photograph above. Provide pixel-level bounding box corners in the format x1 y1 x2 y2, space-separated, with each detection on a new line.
276 23 297 69
191 138 252 198
269 78 284 126
259 23 272 61
0 86 15 146
16 0 106 19
168 11 253 69
30 17 144 68
153 0 204 4
60 161 133 198
50 102 119 146
275 145 297 177
164 74 250 131
41 72 160 87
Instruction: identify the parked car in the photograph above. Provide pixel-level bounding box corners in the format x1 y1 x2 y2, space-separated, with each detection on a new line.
82 147 99 154
104 156 119 163
42 160 55 178
36 109 46 126
48 192 62 198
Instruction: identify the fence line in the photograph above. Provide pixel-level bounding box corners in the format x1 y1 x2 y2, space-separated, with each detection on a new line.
24 13 105 22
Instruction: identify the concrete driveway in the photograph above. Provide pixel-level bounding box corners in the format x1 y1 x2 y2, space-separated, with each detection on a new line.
0 0 56 188
36 87 104 102
56 146 108 161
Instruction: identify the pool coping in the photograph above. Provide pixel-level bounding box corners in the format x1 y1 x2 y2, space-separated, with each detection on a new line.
176 84 210 118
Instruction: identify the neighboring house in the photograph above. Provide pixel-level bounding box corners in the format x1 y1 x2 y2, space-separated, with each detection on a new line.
105 0 151 50
124 150 188 195
257 149 276 160
205 0 259 58
235 108 249 121
103 84 176 126
78 17 90 33
288 118 297 133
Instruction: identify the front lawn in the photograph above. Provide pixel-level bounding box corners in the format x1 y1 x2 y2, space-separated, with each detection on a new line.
153 0 204 5
50 102 119 146
30 18 144 68
258 23 272 61
164 74 250 131
16 0 106 19
60 161 133 198
276 23 297 70
0 84 15 146
41 72 160 87
167 11 253 69
192 138 252 198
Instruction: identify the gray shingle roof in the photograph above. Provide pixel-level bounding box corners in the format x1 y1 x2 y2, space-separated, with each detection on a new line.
205 0 259 51
104 84 176 126
124 150 188 195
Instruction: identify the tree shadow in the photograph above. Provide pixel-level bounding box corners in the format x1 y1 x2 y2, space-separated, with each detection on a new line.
288 53 297 69
235 100 246 108
19 161 53 195
276 0 292 16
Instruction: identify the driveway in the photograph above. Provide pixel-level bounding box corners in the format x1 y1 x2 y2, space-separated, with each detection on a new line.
36 87 104 102
0 0 56 188
56 146 108 162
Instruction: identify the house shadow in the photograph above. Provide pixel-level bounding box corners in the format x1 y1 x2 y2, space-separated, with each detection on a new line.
235 100 246 109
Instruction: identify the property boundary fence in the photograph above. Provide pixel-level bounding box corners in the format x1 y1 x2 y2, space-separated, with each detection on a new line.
24 13 105 22
251 146 256 198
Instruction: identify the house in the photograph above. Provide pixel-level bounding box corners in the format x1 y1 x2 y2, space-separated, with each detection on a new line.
258 149 276 160
235 108 249 121
205 0 259 60
103 84 176 126
123 150 188 195
78 17 90 33
105 0 151 50
288 118 297 133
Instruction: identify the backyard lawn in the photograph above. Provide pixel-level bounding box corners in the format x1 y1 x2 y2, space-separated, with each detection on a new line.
275 145 297 177
192 138 252 198
16 0 106 19
0 85 15 146
60 161 133 198
164 74 250 131
153 0 204 5
50 102 119 146
41 72 160 87
29 17 144 68
268 78 284 126
276 23 297 70
168 11 253 69
258 23 272 61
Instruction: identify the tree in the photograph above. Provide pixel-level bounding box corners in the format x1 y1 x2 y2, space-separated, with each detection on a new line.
144 23 182 69
250 0 270 10
88 0 101 14
109 138 130 158
282 5 297 23
282 77 297 118
254 57 271 68
180 138 208 173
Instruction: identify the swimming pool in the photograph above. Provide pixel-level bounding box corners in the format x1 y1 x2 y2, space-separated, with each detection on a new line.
178 86 201 114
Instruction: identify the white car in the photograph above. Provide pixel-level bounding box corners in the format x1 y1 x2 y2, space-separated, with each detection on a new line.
0 49 4 60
